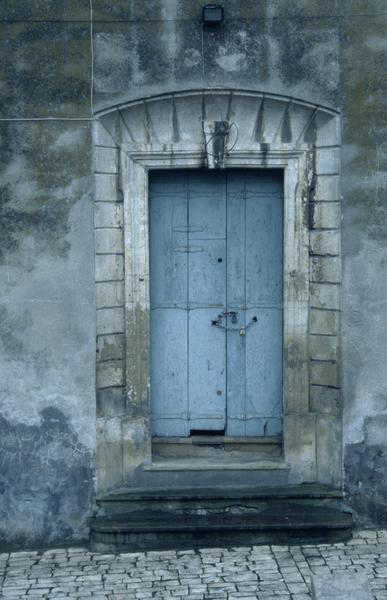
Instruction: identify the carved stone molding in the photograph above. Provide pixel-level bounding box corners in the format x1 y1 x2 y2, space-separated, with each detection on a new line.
93 90 342 492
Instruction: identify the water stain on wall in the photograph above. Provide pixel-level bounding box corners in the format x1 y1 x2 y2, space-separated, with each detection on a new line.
0 407 94 550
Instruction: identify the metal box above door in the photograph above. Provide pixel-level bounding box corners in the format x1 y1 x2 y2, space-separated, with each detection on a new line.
150 169 283 438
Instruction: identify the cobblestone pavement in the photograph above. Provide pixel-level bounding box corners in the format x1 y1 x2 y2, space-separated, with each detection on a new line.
1 530 387 599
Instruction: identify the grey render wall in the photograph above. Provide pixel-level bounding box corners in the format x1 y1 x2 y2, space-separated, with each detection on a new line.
0 0 386 547
0 5 95 549
340 9 387 526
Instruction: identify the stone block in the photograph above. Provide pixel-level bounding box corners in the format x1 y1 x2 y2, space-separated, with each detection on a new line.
315 147 340 175
95 254 124 282
96 417 123 493
96 307 125 335
310 309 339 335
310 361 339 387
122 417 152 476
310 256 341 283
310 335 338 361
93 119 118 147
285 414 316 483
94 146 119 174
95 173 118 202
315 175 340 201
312 570 372 600
95 228 123 254
310 230 340 256
97 359 125 388
310 385 341 415
96 281 125 309
310 284 340 310
364 415 387 446
315 112 341 147
97 333 125 362
316 415 342 486
97 387 126 417
311 202 341 229
95 202 123 228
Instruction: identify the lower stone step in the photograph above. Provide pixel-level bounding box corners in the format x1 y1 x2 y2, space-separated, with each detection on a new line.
89 505 352 552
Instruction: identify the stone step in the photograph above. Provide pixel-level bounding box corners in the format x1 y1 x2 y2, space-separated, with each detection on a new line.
115 460 290 490
98 483 342 503
96 483 343 516
89 505 353 553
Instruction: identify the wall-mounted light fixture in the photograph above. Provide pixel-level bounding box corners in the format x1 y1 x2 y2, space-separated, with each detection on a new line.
202 4 224 24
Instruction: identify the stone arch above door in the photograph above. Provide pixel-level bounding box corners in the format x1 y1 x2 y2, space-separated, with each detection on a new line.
95 89 339 151
93 90 342 494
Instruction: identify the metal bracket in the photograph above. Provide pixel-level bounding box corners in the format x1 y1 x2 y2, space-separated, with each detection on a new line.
203 120 230 169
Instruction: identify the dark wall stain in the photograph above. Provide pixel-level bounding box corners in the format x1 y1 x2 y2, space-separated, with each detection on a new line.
340 16 387 529
0 184 71 263
270 17 339 105
0 22 90 118
0 408 94 550
0 305 32 355
0 1 89 21
0 121 92 265
344 443 387 527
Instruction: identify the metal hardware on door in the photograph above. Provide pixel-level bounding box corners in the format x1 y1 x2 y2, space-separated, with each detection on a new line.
211 314 257 332
211 310 238 327
229 311 238 323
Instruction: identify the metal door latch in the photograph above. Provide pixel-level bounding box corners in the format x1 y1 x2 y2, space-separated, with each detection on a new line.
211 313 257 333
211 310 237 327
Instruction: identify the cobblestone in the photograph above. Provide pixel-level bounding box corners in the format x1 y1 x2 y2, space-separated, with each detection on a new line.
1 531 387 599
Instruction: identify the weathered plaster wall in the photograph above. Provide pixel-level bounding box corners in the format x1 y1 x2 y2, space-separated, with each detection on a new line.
92 0 340 111
340 9 387 526
0 7 95 549
0 0 386 546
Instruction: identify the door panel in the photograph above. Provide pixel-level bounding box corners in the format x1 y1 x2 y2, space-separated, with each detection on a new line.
188 308 226 430
245 183 283 305
241 171 283 436
150 169 283 438
225 170 283 437
150 190 188 307
188 239 226 307
150 308 188 436
187 174 227 430
150 180 189 436
245 307 283 436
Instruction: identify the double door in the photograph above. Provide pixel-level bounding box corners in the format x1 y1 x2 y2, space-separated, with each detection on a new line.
150 169 283 437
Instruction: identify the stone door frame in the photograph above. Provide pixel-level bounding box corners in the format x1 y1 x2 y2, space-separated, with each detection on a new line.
93 90 342 493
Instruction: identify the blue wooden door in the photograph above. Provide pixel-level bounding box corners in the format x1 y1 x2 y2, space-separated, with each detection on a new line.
150 170 283 437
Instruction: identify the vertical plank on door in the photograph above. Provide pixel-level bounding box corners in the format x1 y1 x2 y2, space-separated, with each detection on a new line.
244 170 283 436
226 170 283 437
150 172 189 436
188 172 227 431
226 172 247 436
